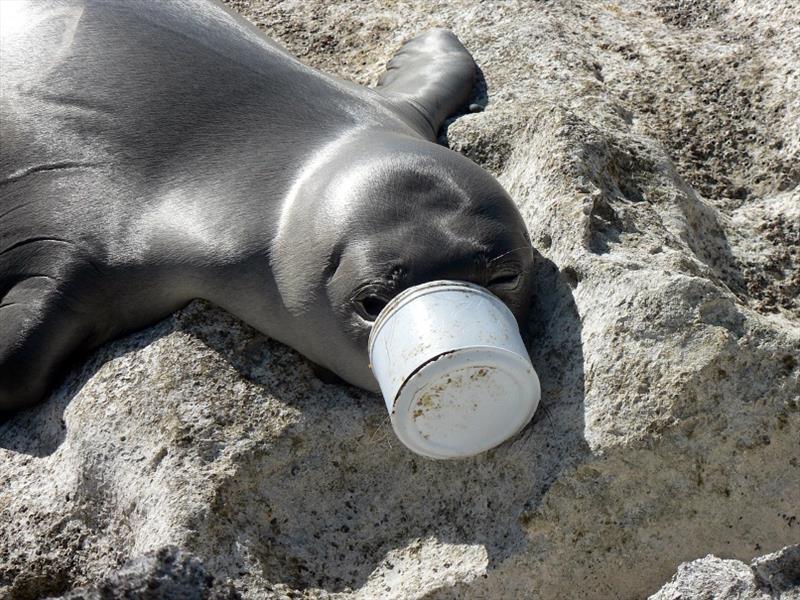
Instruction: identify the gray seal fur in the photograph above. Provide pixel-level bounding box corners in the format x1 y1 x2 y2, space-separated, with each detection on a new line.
0 0 534 411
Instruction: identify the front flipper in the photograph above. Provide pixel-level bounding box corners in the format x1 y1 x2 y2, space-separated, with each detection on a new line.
0 270 94 412
377 29 476 140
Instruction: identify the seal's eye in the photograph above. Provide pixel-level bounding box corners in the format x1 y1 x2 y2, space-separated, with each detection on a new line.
355 294 389 321
488 272 521 288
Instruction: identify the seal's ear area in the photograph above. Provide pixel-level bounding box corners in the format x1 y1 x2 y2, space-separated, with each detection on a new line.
376 29 476 140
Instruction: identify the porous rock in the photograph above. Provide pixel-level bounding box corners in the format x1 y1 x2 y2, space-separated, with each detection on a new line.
2 0 798 598
649 544 800 599
47 546 240 600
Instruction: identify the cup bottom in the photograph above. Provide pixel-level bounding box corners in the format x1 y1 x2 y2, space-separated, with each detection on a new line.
390 347 541 459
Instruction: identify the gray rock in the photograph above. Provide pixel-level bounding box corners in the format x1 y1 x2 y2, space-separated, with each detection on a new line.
649 545 800 599
752 545 800 596
649 554 770 600
2 0 799 599
48 547 240 600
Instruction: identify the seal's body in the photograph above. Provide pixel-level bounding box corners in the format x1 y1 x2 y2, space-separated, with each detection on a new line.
0 0 534 411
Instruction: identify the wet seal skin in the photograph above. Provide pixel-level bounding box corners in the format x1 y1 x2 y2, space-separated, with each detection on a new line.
0 0 535 411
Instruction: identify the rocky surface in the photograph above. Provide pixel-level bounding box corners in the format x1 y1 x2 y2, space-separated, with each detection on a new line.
2 0 799 598
48 547 240 600
649 544 800 599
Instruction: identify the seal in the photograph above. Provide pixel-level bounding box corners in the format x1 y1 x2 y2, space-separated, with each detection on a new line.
0 0 535 411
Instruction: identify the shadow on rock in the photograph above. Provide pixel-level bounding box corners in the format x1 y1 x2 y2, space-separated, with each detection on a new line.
51 546 241 600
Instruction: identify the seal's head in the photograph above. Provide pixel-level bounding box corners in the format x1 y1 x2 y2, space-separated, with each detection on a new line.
272 133 534 391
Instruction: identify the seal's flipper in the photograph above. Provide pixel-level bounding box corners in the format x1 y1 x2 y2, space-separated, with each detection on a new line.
377 29 476 140
0 227 105 412
0 279 89 412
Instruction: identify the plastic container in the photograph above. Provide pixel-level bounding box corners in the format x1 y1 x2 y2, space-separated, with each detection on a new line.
368 280 540 459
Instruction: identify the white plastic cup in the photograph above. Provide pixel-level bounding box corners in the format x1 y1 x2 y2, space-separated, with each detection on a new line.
368 280 541 459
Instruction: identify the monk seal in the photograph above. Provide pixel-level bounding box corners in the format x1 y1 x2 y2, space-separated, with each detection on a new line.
0 0 535 411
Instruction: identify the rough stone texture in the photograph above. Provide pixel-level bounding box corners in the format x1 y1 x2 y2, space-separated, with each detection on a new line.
752 545 800 597
48 547 240 600
1 0 799 599
649 544 800 599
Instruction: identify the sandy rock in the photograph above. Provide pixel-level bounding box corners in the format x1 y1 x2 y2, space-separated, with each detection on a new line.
2 0 799 599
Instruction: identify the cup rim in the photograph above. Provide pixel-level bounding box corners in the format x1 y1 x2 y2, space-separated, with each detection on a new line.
367 279 508 356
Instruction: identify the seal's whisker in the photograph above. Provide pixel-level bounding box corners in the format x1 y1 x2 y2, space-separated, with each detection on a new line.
488 246 532 265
